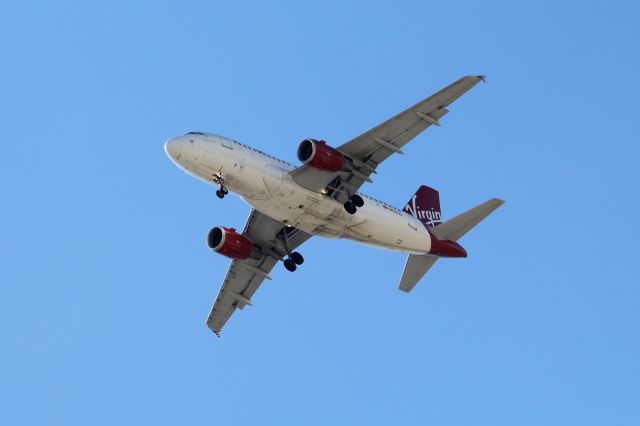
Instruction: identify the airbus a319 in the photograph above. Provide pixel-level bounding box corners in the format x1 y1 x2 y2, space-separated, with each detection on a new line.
165 75 503 336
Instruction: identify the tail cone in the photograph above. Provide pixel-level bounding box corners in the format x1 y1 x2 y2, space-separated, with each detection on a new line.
428 232 467 258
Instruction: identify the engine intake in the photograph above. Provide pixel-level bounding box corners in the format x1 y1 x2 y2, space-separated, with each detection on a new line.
207 226 254 260
297 139 344 172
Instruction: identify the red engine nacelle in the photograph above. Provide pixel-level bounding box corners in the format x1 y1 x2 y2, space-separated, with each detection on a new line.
207 227 254 260
297 138 344 172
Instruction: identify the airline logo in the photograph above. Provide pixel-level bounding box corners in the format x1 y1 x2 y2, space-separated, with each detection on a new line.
404 194 442 228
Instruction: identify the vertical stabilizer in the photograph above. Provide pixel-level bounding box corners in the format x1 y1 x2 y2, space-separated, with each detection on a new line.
403 185 442 229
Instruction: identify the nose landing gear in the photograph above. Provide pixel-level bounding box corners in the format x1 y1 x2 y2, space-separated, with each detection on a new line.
216 186 228 199
213 173 228 199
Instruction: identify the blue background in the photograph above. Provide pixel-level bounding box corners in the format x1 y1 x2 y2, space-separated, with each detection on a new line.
2 1 638 424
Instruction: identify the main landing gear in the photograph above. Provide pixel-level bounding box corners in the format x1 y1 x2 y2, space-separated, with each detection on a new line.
278 228 304 272
283 253 304 272
343 194 364 215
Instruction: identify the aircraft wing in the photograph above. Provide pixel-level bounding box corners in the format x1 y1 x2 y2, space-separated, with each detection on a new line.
291 75 484 198
205 209 312 336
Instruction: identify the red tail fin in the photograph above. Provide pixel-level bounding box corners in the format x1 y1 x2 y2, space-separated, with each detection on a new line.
403 185 442 229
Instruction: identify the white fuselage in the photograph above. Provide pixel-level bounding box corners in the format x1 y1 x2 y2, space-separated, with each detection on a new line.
166 133 432 255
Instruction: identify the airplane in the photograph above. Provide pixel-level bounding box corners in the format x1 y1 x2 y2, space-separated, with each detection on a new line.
165 75 504 336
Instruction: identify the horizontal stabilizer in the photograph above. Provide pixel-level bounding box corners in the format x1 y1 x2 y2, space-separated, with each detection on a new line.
431 198 504 242
399 254 439 292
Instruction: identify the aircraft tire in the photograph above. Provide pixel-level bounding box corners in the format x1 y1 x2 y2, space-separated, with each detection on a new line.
351 194 364 207
291 252 304 265
344 201 357 214
284 258 297 272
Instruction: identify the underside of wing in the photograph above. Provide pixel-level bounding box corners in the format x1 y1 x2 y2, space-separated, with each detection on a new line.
338 75 484 165
291 76 485 201
205 209 312 336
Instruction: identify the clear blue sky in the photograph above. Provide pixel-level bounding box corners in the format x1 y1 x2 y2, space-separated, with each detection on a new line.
2 1 639 424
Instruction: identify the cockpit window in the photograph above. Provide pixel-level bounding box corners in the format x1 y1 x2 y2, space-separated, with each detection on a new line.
186 132 206 135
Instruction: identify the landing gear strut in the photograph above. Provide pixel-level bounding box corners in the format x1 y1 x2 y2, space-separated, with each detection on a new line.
213 173 228 199
278 228 304 272
343 193 364 214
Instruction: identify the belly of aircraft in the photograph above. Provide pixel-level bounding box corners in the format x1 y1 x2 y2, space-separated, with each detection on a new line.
239 170 428 253
245 180 364 238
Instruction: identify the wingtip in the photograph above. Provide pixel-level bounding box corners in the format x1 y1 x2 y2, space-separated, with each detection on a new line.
206 318 222 337
462 75 487 85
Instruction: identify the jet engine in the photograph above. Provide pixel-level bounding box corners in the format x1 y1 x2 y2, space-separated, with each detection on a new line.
207 227 255 260
297 138 344 172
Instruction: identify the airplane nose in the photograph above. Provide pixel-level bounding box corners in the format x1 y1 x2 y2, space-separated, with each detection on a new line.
164 137 183 161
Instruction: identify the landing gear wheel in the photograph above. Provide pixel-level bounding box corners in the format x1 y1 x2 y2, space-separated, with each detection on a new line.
284 258 297 272
216 189 225 199
290 252 304 265
350 194 364 208
344 201 357 214
221 186 229 195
